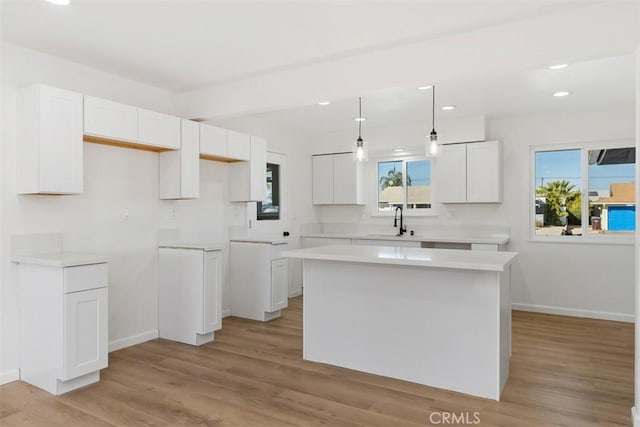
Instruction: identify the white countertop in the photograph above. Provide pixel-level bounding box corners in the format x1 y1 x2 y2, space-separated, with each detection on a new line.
159 242 223 251
283 245 517 272
300 232 509 245
230 238 288 245
12 252 109 268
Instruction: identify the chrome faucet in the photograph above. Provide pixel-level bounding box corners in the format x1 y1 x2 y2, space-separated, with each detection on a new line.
394 206 407 236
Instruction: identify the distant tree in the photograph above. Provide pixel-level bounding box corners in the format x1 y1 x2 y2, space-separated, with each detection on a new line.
566 192 582 225
537 180 581 226
379 168 411 190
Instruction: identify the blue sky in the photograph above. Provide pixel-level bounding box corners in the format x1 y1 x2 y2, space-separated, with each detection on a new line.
378 160 431 190
535 149 634 192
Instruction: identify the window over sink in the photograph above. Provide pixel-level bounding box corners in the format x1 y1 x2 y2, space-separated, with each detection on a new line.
377 158 433 214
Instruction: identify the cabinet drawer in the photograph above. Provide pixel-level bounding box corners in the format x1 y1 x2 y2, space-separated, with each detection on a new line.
64 263 108 293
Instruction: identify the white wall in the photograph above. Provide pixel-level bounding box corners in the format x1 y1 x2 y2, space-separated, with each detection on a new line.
0 43 245 380
311 108 636 321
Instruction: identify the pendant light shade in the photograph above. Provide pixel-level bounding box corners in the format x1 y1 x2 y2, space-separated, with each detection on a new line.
353 97 368 162
427 85 439 156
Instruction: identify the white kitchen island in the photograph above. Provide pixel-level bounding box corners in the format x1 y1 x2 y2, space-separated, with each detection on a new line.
283 245 518 401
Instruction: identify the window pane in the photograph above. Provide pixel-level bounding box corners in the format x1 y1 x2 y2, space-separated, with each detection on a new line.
534 150 582 236
406 160 431 209
378 161 403 211
257 163 280 220
587 147 635 234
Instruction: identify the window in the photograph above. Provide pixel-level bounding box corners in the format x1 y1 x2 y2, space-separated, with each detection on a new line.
532 142 635 240
377 158 432 213
257 163 280 220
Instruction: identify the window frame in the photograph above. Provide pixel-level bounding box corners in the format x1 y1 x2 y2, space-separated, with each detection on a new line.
529 139 635 245
372 154 436 217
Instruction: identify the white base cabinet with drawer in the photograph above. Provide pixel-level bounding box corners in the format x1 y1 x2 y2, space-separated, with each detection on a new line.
17 260 109 395
230 241 288 322
158 246 222 346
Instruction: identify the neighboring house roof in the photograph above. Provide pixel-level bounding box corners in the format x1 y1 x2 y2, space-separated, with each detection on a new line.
592 182 635 204
379 185 431 203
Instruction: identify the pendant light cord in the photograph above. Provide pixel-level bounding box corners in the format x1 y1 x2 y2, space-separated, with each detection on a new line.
358 97 362 139
432 86 436 132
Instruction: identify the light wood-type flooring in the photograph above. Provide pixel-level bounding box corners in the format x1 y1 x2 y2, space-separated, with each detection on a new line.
0 296 634 426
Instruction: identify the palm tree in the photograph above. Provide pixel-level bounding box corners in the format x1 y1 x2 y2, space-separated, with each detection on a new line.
537 180 581 226
379 168 411 190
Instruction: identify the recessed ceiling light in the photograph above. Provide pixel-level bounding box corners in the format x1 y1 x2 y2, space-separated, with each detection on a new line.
354 117 366 122
441 105 456 111
317 101 330 106
418 85 433 91
47 0 70 5
392 148 405 152
548 64 568 70
553 91 571 97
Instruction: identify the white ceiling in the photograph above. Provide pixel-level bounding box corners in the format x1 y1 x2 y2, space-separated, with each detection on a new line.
241 54 636 134
2 0 593 92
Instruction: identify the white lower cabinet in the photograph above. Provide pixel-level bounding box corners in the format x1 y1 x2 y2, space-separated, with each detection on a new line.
158 247 222 346
63 287 108 381
230 241 288 321
17 261 109 395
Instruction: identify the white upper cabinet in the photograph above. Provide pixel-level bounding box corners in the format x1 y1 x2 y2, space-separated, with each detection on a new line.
436 140 502 203
467 140 502 203
200 125 252 162
159 119 200 200
17 84 83 194
333 152 363 204
229 136 267 202
227 130 251 161
138 108 181 150
83 96 137 142
436 144 467 203
200 123 228 158
84 95 181 151
312 153 363 205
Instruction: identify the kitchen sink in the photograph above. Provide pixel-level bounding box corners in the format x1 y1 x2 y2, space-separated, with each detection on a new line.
366 233 423 238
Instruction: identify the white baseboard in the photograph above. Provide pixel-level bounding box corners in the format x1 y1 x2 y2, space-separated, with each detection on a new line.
109 329 158 352
632 406 640 427
288 289 303 298
512 303 634 323
222 308 231 318
0 369 20 385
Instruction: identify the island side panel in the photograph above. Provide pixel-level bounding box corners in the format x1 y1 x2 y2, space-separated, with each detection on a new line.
303 259 503 400
499 267 511 397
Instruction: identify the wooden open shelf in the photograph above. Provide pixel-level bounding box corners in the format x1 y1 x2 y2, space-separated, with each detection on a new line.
83 135 174 153
199 153 244 163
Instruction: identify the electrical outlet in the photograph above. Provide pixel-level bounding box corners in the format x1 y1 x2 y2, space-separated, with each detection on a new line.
169 208 176 220
122 208 129 220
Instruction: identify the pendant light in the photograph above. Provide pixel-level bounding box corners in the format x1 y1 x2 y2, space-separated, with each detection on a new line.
427 85 439 156
353 97 368 162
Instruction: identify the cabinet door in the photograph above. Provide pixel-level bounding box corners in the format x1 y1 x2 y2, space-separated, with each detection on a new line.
159 119 199 199
269 258 288 312
202 251 222 334
83 96 137 142
312 155 334 204
138 108 181 149
200 124 227 158
249 137 267 201
227 130 251 160
436 144 467 203
39 86 84 194
467 140 502 203
333 153 363 204
62 287 108 381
